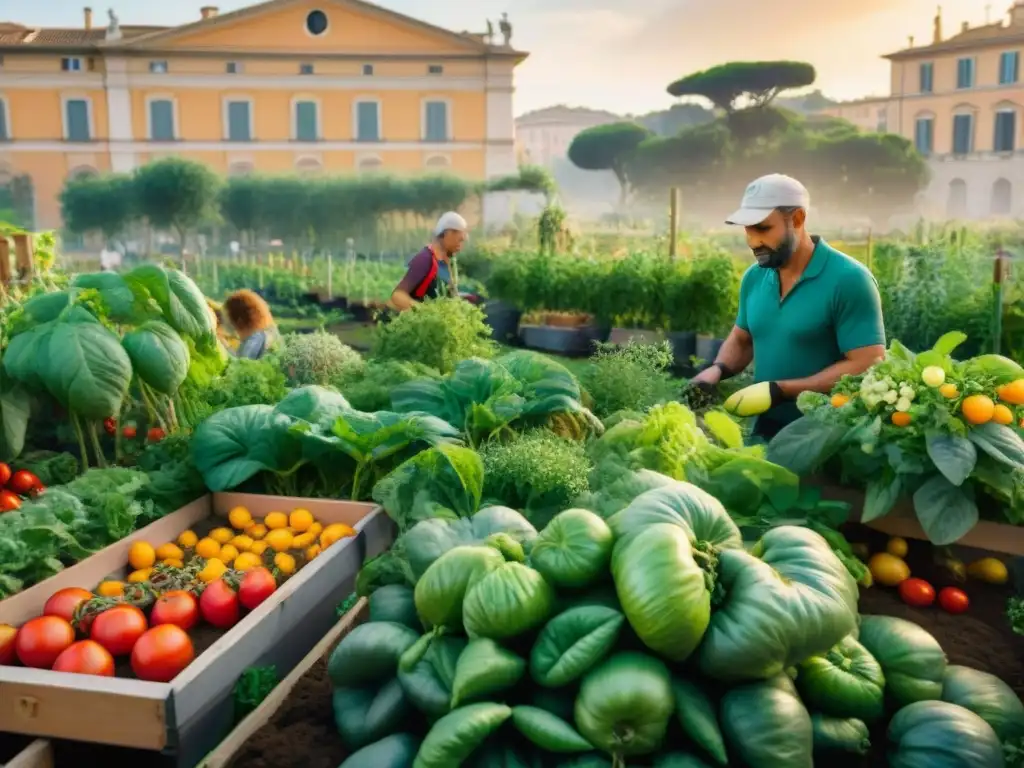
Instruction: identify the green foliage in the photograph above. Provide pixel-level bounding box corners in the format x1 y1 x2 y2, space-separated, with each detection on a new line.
667 60 817 111
133 157 221 242
275 331 365 387
580 341 678 418
373 298 495 374
567 122 652 202
59 173 137 240
191 356 288 413
337 360 441 412
233 665 279 724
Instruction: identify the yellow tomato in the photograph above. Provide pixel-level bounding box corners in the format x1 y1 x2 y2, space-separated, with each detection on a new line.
292 532 316 550
264 529 294 553
305 545 321 561
198 558 228 583
320 523 356 550
128 541 156 570
246 523 268 540
939 383 959 399
128 567 153 583
155 543 184 561
264 512 288 530
307 522 323 539
218 544 240 564
920 366 945 387
230 535 254 552
228 506 253 530
289 508 314 532
161 558 184 568
993 404 1014 425
234 552 263 571
967 557 1009 585
274 552 297 575
962 395 995 426
195 537 221 559
210 527 234 544
868 553 910 587
885 537 908 558
250 541 270 556
830 393 849 408
177 530 199 549
97 580 125 597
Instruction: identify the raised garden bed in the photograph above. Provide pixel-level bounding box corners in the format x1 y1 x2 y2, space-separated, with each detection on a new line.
0 494 393 768
519 324 608 357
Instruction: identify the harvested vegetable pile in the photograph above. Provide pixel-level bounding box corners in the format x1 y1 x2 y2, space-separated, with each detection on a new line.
327 480 1024 767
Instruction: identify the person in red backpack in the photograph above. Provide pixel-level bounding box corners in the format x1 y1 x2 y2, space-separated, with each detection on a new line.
389 211 468 311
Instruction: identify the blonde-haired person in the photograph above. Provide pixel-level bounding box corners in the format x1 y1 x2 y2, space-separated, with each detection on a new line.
223 289 280 360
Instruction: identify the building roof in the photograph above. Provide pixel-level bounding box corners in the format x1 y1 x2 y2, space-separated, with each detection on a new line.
517 105 623 126
884 19 1024 59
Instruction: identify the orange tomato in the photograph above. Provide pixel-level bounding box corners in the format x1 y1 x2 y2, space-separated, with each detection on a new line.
961 395 995 426
891 412 912 427
830 394 850 407
939 383 959 399
997 378 1024 405
993 404 1014 425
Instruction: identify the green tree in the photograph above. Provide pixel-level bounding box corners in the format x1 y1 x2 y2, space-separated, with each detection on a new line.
567 122 652 205
134 157 221 246
667 61 817 113
59 173 137 242
487 165 558 203
219 175 263 244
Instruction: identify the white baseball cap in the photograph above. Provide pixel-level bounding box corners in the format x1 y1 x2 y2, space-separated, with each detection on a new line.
434 211 468 236
726 174 810 226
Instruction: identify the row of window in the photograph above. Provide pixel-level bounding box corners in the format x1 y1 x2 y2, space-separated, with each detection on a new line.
59 56 444 77
0 96 452 143
914 109 1019 155
918 51 1019 93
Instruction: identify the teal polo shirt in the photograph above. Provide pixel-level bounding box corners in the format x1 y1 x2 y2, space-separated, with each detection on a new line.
736 236 885 426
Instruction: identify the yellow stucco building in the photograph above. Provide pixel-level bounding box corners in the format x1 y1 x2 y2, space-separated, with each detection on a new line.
0 0 526 229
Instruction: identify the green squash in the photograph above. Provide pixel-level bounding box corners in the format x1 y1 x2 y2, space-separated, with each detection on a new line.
720 675 813 768
530 508 613 589
413 702 512 768
397 634 466 719
857 615 947 706
531 605 624 688
512 705 593 753
333 679 412 750
339 733 420 768
811 714 870 754
451 637 526 707
574 651 675 758
462 562 555 640
796 634 886 721
329 621 420 687
403 507 537 579
414 545 505 631
369 585 421 630
671 678 728 766
611 523 710 662
606 481 743 550
887 700 1005 768
698 526 858 682
941 664 1024 741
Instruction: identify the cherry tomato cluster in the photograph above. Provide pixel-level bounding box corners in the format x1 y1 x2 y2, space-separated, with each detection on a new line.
105 418 165 444
0 568 278 682
898 578 970 614
0 464 45 513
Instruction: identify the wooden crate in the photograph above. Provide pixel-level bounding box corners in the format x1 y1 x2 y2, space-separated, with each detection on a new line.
0 493 394 767
1 740 52 768
196 598 370 768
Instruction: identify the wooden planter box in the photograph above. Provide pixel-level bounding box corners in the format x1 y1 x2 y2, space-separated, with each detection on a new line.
0 494 394 767
1 739 52 768
196 598 370 768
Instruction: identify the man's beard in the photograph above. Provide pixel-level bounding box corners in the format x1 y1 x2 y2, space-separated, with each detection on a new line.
753 228 796 269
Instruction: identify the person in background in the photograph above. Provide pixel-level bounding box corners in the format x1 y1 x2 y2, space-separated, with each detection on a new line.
223 289 280 360
689 173 886 441
389 211 468 311
206 298 235 352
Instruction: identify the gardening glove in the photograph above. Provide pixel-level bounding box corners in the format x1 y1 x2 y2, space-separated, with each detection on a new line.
723 381 785 417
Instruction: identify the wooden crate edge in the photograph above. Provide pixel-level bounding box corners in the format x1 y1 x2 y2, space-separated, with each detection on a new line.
2 739 53 768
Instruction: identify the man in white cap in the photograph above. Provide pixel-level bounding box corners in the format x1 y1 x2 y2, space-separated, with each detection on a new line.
389 211 468 311
690 173 885 440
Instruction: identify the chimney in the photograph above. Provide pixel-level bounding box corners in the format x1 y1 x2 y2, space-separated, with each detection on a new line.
961 20 969 33
201 6 218 19
933 5 942 43
84 7 92 29
908 35 914 47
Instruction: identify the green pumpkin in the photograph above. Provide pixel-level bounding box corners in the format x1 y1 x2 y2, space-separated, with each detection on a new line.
328 621 420 688
811 714 870 755
462 562 556 640
369 585 421 630
941 664 1024 742
606 481 743 550
887 700 1005 768
414 546 505 631
397 634 466 719
698 526 859 682
333 679 413 750
530 508 613 589
857 615 947 706
796 634 886 721
720 675 813 768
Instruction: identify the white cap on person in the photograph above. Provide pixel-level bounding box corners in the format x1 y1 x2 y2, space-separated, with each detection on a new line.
725 174 810 227
434 211 468 236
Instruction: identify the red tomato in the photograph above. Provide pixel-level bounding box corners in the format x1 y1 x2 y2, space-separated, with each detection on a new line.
147 427 166 443
52 640 115 676
43 587 94 624
151 591 199 631
122 425 137 439
131 625 194 682
898 578 936 607
199 580 240 629
104 418 117 436
8 470 40 496
15 616 75 668
0 490 21 512
238 567 277 611
939 587 970 614
90 605 148 656
0 462 12 487
0 623 17 665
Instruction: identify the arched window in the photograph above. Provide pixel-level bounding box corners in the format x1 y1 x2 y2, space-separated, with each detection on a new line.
992 178 1013 216
357 156 382 173
947 178 968 218
425 154 450 169
296 156 322 175
69 166 97 180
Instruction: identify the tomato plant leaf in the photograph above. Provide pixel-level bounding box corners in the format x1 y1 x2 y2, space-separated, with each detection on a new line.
925 432 977 487
968 422 1024 469
863 471 901 523
930 331 967 358
122 321 190 395
913 474 978 545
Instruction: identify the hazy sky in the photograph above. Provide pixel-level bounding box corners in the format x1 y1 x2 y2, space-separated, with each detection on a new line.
3 0 995 115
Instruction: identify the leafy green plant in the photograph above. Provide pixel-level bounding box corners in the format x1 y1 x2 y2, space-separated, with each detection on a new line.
1008 596 1024 636
580 341 677 418
335 360 441 412
373 298 495 374
233 665 278 724
275 331 365 387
